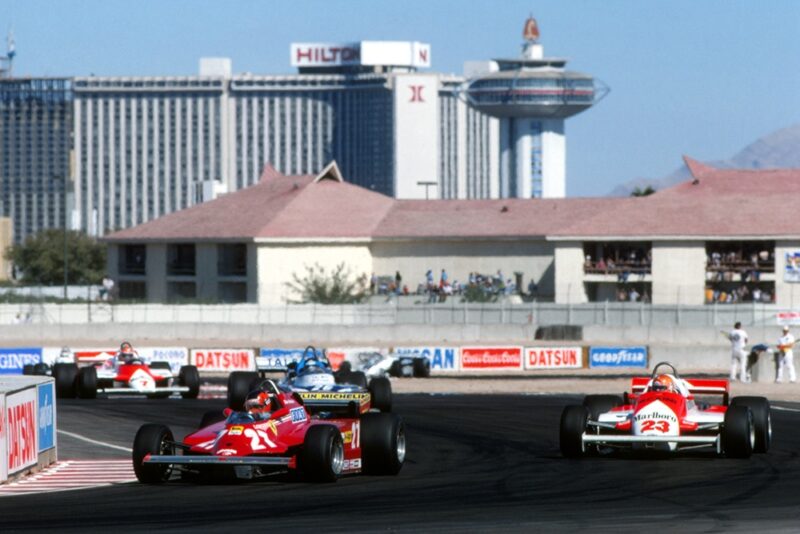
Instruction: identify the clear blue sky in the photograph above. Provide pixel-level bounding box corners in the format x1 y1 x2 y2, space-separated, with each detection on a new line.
3 0 799 196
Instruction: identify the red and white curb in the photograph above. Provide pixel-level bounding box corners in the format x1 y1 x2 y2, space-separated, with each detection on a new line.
0 460 135 496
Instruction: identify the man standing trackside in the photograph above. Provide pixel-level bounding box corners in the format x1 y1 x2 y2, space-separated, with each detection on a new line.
727 321 748 382
776 326 797 383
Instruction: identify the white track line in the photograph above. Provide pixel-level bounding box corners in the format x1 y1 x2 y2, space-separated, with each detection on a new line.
771 406 800 413
57 430 133 452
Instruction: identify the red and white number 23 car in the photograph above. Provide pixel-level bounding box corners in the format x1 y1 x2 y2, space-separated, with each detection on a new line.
560 362 771 458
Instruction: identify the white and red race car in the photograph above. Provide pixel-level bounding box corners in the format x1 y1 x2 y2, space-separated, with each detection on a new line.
560 362 771 458
52 348 200 400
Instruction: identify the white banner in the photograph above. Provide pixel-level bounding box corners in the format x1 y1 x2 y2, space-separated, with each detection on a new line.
191 349 255 372
524 347 583 370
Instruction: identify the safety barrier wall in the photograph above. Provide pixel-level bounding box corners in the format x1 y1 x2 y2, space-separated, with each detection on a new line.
0 376 56 484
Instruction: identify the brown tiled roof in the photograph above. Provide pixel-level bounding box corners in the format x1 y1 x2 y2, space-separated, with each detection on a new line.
105 158 800 242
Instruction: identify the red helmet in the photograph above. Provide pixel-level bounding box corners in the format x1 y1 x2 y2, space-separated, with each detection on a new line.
652 374 675 392
245 391 273 414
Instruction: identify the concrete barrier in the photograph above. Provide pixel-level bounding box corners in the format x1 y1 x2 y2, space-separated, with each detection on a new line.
0 375 56 484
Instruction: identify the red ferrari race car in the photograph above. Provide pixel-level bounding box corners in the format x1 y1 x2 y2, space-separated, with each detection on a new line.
560 361 771 458
52 343 200 400
132 379 405 483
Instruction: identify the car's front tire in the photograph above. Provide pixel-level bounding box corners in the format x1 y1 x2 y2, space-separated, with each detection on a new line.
368 377 392 412
730 396 771 453
179 365 200 399
723 404 754 458
299 425 343 483
53 363 78 398
560 405 588 458
77 366 98 399
132 424 175 483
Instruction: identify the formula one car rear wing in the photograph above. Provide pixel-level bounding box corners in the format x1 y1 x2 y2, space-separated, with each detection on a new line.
297 391 371 414
630 377 729 397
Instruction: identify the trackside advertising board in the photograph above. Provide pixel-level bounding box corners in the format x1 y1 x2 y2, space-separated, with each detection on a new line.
37 382 56 453
138 347 189 373
589 346 648 368
524 347 583 370
393 347 460 372
0 393 5 482
460 347 523 371
257 348 324 371
6 388 37 475
0 348 42 375
190 349 255 372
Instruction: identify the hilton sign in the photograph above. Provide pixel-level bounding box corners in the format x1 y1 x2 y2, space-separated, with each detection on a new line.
291 41 431 69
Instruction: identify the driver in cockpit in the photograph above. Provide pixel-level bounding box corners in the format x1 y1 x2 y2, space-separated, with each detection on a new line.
116 341 140 365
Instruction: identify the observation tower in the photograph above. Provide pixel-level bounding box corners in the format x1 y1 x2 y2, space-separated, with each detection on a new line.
466 16 606 198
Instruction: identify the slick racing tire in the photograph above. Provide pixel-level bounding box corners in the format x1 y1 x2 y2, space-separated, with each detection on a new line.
227 371 260 411
730 396 771 453
77 366 98 399
53 363 79 398
33 363 49 375
133 424 175 484
560 405 589 458
22 364 34 375
582 395 624 420
723 404 755 459
412 358 431 378
178 365 201 399
388 360 402 378
299 425 344 483
199 410 226 429
361 412 406 475
346 371 368 389
368 377 392 412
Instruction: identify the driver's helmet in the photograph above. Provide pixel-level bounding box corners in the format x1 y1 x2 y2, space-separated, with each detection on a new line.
651 374 676 393
118 341 136 363
297 358 325 376
244 391 273 415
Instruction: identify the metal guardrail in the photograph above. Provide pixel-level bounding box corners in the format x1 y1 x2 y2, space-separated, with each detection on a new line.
0 300 785 328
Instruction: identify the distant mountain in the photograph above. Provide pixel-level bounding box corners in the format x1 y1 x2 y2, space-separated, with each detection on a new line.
608 123 800 197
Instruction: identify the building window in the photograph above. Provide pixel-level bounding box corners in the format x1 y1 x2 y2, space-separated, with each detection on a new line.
119 244 146 275
218 282 247 303
118 280 146 300
167 243 196 275
167 281 196 302
217 243 247 276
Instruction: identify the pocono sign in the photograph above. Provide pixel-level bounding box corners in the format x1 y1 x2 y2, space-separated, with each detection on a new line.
461 347 523 371
191 349 255 372
525 347 583 370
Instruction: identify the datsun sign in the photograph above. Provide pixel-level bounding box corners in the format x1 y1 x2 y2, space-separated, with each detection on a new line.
0 393 6 482
37 382 55 452
0 348 42 375
6 388 37 474
460 347 523 371
525 347 583 370
393 347 459 372
589 346 648 368
191 349 255 372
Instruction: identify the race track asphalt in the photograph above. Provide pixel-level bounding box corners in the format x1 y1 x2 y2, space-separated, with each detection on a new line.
1 394 799 533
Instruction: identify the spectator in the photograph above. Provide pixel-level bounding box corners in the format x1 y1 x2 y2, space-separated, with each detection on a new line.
629 287 640 302
370 273 377 295
776 326 796 383
752 287 762 302
596 257 607 272
395 271 402 295
101 276 115 302
726 322 748 382
527 279 538 298
440 269 448 288
584 255 592 269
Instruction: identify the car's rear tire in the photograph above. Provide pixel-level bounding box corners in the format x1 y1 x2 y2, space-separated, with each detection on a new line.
730 397 770 453
22 364 34 375
227 371 260 410
132 424 175 483
33 363 49 375
388 360 402 377
361 412 405 475
368 377 392 412
723 404 754 458
299 425 343 483
560 405 588 458
582 395 623 420
346 371 368 389
53 363 78 398
77 366 98 399
199 410 226 429
179 365 201 399
412 358 431 378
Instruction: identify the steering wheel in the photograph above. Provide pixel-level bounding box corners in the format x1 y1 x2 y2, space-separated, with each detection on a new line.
650 361 680 380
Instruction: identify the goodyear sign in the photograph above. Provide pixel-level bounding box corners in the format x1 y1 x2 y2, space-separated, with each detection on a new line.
589 346 648 368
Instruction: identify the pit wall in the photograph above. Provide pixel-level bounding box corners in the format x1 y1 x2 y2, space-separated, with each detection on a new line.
0 376 56 484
